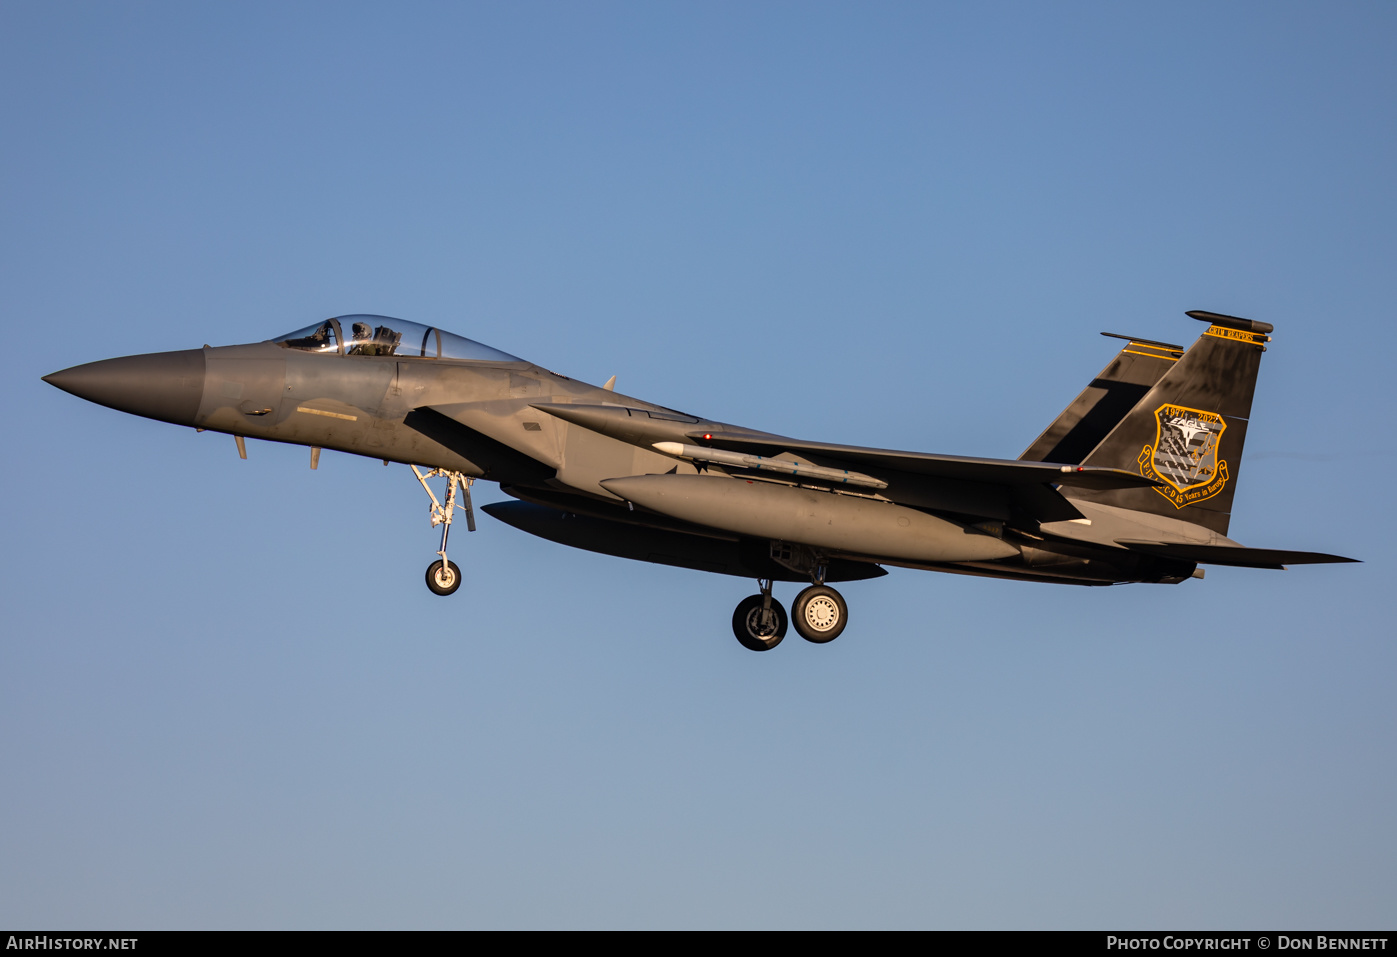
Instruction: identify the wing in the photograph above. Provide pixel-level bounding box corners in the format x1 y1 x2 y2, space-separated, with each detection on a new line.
532 402 1159 492
532 402 1162 525
686 430 1163 492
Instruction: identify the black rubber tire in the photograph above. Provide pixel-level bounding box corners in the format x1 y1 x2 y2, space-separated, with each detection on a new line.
791 585 847 643
731 594 787 651
426 559 463 596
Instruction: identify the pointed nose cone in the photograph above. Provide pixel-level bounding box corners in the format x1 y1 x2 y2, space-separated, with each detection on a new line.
44 349 206 427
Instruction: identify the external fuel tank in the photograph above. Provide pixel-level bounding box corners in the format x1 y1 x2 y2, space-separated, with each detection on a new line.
599 474 1020 565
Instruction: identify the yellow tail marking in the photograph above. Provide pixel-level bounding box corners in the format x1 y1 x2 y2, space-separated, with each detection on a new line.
1203 325 1270 345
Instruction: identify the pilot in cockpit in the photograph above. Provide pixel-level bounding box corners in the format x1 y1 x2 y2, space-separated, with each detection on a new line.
276 315 517 362
348 321 403 357
281 320 335 351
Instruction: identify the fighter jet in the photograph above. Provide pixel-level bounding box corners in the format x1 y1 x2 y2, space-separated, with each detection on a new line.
43 309 1356 651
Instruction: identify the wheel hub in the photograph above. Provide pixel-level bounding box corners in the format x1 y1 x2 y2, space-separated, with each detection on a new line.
746 607 779 638
803 595 840 632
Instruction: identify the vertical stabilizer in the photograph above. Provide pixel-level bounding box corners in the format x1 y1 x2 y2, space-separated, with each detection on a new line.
1069 311 1272 536
1020 333 1183 464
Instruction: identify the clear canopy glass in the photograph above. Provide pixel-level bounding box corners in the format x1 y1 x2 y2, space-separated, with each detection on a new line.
273 315 522 363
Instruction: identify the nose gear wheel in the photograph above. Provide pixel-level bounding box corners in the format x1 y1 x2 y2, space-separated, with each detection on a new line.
426 559 463 596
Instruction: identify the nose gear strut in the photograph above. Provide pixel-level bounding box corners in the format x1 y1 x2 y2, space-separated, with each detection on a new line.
411 465 475 596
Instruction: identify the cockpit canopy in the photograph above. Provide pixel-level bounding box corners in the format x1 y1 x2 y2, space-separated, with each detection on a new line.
274 315 522 363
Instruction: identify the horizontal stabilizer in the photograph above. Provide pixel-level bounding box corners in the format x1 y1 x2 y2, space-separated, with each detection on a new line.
1116 540 1359 569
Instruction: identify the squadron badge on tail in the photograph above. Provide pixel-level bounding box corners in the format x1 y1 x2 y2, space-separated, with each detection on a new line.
1137 403 1230 508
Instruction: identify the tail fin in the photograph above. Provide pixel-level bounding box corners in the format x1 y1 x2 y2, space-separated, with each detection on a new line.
1069 310 1272 536
1020 333 1183 464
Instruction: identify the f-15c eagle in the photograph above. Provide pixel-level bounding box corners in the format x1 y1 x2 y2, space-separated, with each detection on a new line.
44 309 1355 651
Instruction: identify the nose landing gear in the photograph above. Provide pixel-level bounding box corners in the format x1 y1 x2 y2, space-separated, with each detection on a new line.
411 465 475 596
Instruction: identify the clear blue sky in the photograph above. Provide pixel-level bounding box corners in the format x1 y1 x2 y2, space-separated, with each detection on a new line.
2 1 1393 929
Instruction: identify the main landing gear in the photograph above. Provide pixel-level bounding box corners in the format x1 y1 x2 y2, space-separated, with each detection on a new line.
412 465 475 596
731 578 849 651
732 580 787 651
791 584 848 643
